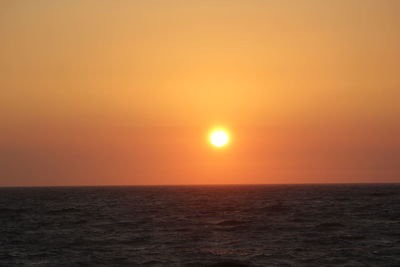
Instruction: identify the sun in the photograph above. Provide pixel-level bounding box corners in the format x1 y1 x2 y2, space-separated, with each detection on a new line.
209 129 230 148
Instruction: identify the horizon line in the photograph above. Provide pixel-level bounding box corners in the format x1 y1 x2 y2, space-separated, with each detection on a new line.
1 181 399 188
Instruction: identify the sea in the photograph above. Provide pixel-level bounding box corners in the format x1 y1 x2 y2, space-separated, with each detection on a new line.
0 184 399 266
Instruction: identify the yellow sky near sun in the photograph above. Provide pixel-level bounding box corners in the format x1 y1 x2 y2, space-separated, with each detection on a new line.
0 0 399 185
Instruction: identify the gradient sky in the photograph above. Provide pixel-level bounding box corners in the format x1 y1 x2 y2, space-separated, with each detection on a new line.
1 0 399 186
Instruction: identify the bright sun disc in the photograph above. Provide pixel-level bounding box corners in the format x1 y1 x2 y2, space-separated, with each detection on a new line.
210 130 230 147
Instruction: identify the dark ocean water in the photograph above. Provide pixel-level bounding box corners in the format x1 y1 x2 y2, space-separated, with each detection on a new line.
0 184 399 267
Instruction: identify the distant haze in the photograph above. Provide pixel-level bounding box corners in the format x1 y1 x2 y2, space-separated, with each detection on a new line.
1 0 399 186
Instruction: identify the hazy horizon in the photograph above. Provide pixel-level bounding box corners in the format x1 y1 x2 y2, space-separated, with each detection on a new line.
1 181 399 189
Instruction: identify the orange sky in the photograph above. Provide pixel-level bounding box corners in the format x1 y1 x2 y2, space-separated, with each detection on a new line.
1 0 399 186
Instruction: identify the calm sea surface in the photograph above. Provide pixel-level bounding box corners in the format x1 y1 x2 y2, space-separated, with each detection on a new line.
0 184 399 266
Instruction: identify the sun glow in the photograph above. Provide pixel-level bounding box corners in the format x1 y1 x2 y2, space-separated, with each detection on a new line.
209 129 230 148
